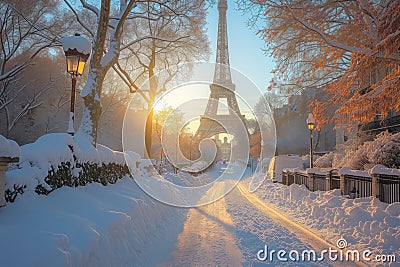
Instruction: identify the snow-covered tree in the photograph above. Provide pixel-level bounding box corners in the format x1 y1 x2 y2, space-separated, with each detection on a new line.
64 0 210 147
113 0 210 157
0 0 60 136
243 0 400 129
332 131 400 169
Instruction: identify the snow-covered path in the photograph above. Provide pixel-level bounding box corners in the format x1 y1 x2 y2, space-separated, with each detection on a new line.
166 181 243 266
164 179 337 266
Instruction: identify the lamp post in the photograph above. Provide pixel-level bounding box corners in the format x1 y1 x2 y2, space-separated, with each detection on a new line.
60 33 91 136
306 113 315 168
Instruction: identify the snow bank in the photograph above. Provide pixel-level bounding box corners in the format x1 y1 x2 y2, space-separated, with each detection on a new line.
314 152 334 168
162 168 216 187
5 133 137 196
254 180 400 256
0 176 186 266
181 161 208 172
0 135 20 159
74 132 101 164
20 133 74 170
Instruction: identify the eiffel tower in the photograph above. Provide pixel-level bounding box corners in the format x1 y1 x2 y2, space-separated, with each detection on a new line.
195 0 247 140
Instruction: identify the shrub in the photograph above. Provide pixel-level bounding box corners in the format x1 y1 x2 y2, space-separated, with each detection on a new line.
332 131 400 170
368 132 400 168
314 152 334 168
8 161 130 200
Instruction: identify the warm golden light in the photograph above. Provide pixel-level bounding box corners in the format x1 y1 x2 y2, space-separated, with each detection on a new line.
66 55 79 74
77 60 86 75
306 113 315 130
66 55 86 76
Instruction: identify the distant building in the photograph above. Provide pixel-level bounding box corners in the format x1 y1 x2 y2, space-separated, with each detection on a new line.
274 89 336 155
356 67 400 136
359 110 400 135
219 136 231 161
214 136 231 161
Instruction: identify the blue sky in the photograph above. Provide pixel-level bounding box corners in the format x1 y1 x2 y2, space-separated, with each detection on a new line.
206 0 275 93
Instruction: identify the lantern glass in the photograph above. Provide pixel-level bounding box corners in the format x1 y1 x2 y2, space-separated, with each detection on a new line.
308 123 315 130
77 60 86 75
66 55 79 74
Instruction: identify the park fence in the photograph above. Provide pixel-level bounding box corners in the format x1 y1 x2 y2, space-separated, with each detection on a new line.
282 165 400 204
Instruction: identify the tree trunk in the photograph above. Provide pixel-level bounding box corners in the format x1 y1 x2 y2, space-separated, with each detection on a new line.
145 107 154 158
77 0 110 146
144 48 157 158
78 64 107 146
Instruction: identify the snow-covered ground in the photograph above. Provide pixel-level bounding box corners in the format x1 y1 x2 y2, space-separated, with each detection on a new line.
167 180 328 266
162 168 215 187
251 177 400 264
1 152 399 266
0 176 187 266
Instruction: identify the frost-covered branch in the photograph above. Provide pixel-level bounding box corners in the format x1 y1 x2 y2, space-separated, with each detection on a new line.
79 0 100 17
121 35 189 51
5 89 44 133
63 0 95 37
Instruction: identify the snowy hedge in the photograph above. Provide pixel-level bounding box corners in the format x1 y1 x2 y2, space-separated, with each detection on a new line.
332 131 400 170
4 133 140 202
314 152 334 168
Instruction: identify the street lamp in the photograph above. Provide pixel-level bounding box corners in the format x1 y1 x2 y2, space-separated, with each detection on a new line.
306 112 315 168
60 33 91 135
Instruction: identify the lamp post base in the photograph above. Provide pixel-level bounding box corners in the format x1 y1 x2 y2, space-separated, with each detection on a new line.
67 111 75 136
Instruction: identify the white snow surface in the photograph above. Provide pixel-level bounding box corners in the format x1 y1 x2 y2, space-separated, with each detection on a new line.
181 160 208 172
1 157 399 266
15 133 75 189
306 168 329 175
67 112 74 134
0 135 20 159
339 167 371 177
0 176 186 266
6 133 133 192
370 164 400 176
60 35 91 55
253 178 400 256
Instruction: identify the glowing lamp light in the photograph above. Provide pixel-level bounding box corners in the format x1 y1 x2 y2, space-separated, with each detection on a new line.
306 112 316 168
306 113 315 130
60 33 91 136
61 33 91 76
65 51 87 75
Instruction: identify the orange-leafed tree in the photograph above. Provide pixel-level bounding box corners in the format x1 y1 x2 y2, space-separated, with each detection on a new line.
249 131 261 158
243 0 400 129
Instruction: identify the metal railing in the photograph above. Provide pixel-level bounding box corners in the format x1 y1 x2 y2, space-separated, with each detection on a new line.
378 174 400 204
295 173 309 189
312 173 327 191
343 174 372 198
281 167 399 204
329 169 340 190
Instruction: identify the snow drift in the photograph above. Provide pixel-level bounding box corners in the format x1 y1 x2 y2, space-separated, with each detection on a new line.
255 179 400 257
